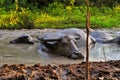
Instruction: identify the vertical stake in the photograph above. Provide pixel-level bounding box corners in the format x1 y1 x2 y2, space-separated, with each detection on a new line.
85 0 90 80
15 0 18 12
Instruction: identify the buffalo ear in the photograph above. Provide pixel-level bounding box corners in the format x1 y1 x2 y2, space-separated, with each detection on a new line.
74 34 81 40
44 41 59 50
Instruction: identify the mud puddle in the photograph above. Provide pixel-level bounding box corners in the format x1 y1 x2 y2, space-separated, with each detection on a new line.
0 29 120 65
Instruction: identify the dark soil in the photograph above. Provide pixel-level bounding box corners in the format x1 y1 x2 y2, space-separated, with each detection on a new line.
0 60 120 80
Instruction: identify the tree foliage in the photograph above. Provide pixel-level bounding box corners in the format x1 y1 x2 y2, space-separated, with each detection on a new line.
0 0 120 9
0 0 119 29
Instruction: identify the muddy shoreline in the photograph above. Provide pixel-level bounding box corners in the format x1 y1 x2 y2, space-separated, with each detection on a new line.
0 60 120 80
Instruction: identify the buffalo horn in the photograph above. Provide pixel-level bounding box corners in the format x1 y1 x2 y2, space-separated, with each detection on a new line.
38 37 62 42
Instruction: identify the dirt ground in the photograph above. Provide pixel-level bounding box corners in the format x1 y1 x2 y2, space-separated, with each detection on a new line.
0 60 120 80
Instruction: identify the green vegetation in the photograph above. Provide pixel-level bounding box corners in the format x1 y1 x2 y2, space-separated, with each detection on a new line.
0 0 120 29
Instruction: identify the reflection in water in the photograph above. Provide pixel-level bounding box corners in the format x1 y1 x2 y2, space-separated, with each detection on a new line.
90 43 120 61
0 30 120 65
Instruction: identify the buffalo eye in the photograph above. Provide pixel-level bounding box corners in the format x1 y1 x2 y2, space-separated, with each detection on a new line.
62 42 68 46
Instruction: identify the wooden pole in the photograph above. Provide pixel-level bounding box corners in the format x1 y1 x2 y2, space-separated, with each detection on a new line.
15 0 18 12
85 0 90 80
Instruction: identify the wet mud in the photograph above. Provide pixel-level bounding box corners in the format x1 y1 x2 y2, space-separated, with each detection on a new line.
0 60 120 80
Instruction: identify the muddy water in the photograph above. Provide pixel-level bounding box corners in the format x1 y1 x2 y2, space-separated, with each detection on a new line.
0 29 120 65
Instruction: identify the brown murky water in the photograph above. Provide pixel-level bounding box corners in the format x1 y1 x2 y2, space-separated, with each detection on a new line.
0 29 120 65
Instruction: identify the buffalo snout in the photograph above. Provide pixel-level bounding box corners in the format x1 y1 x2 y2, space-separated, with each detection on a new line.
69 51 84 59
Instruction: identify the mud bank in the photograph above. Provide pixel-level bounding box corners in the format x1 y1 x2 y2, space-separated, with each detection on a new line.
0 60 120 80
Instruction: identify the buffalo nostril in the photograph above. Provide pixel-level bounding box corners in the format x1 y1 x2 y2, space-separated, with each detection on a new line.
9 41 14 43
73 51 84 58
68 51 84 59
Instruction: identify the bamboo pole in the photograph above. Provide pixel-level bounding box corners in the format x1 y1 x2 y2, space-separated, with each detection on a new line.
85 0 90 80
15 0 18 12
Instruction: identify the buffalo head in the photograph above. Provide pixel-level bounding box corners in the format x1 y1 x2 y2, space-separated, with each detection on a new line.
10 34 34 44
38 34 84 59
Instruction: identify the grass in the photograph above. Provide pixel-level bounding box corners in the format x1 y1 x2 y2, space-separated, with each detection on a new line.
0 3 120 29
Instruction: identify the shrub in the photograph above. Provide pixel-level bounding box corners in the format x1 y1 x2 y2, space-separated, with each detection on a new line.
18 8 34 29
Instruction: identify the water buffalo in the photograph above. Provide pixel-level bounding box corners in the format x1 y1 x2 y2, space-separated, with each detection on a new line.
38 28 96 59
90 30 113 42
103 36 120 44
10 34 34 44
